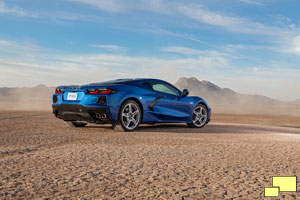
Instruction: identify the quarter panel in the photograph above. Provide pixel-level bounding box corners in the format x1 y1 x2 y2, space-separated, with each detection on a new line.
104 84 162 122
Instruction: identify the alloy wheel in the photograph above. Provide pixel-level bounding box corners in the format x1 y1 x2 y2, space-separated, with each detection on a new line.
192 105 208 127
121 102 140 130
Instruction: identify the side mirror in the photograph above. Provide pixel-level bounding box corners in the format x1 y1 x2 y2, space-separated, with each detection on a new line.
182 89 189 97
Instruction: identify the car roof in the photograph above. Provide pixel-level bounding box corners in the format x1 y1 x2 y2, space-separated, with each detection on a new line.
86 78 165 85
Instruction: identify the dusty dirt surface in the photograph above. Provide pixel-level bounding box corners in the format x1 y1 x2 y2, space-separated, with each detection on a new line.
213 114 300 128
1 111 300 199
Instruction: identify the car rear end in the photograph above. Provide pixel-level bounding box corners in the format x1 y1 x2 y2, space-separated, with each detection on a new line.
52 85 117 124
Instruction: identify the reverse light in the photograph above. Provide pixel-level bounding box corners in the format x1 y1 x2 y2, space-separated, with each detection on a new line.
55 88 63 94
86 88 116 95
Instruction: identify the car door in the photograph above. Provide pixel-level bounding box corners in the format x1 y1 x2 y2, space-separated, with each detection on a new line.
147 81 191 122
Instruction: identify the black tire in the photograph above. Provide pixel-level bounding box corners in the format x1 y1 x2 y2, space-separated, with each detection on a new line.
66 121 87 127
187 104 208 128
112 100 142 132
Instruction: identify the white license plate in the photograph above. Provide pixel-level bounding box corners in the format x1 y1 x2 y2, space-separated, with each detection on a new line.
67 92 78 101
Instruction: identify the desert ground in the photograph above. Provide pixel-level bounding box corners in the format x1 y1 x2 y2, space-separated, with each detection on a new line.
1 111 300 199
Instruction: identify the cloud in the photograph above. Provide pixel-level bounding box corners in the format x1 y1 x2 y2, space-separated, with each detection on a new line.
0 39 229 87
66 0 169 14
146 27 223 51
0 0 35 17
291 36 300 54
66 0 123 12
177 5 240 27
90 44 124 52
62 0 294 40
162 46 210 56
175 3 290 37
271 35 300 55
0 0 24 15
240 0 264 6
161 46 228 57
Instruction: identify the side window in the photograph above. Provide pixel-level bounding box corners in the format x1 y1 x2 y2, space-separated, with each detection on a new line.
144 81 180 96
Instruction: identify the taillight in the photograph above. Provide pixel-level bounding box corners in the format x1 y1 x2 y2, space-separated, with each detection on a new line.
86 88 116 95
55 88 63 94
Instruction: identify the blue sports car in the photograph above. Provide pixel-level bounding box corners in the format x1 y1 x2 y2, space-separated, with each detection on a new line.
52 78 211 131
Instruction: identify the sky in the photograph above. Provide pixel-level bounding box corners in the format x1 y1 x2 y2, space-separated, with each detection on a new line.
0 0 300 101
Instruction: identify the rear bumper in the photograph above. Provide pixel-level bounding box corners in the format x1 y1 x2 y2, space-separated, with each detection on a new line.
52 104 113 123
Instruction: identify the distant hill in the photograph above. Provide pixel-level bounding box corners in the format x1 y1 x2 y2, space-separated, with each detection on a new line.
175 77 300 116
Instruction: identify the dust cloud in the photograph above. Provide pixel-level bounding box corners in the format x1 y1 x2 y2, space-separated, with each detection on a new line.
0 84 53 111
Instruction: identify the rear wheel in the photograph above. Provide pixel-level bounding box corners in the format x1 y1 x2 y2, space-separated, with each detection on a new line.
187 104 208 128
66 121 87 127
112 100 141 132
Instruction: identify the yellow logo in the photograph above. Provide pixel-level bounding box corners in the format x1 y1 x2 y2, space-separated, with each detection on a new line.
264 176 297 197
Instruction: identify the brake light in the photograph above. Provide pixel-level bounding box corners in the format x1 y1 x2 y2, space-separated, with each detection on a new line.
55 88 63 94
86 88 116 95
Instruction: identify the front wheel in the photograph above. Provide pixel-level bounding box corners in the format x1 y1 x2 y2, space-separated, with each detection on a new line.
112 100 142 132
187 104 208 128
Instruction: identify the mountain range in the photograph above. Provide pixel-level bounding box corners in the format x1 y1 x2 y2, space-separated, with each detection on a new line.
0 77 299 115
175 77 300 115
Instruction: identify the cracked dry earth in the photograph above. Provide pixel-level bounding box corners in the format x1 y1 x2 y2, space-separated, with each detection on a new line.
1 111 300 199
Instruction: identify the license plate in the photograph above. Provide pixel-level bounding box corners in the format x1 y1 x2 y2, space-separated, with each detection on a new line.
67 92 78 101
